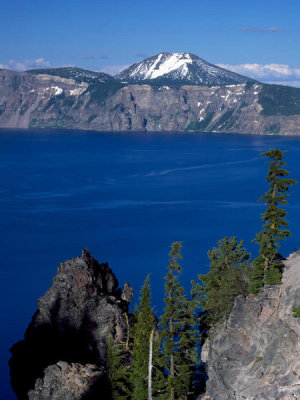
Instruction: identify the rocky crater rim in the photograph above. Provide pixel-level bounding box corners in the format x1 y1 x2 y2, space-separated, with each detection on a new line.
201 252 300 400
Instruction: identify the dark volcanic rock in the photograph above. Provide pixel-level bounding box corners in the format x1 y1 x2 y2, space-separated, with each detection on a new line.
10 249 132 399
200 252 300 400
28 362 107 400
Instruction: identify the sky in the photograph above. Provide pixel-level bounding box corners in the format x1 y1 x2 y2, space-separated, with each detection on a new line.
1 0 300 86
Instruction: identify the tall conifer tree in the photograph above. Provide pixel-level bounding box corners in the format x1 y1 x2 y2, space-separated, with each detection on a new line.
196 236 251 328
250 149 296 293
106 335 130 400
131 275 156 400
160 242 198 400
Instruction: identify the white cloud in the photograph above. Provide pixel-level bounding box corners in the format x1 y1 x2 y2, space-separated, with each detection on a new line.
217 63 300 87
239 26 287 33
99 64 129 76
0 58 51 71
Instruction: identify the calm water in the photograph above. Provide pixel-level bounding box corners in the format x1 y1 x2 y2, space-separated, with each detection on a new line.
1 129 300 399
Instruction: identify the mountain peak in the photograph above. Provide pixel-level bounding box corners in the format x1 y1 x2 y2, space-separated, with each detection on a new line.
117 52 254 86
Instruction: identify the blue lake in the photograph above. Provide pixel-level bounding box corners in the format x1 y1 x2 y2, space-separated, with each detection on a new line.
1 129 300 399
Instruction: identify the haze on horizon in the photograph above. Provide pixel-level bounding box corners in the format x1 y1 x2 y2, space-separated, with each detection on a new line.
1 0 300 87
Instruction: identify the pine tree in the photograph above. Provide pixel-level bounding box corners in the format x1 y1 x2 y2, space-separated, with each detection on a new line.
106 335 130 400
150 329 167 400
176 292 199 399
196 236 251 328
250 149 296 294
160 242 199 400
131 275 156 400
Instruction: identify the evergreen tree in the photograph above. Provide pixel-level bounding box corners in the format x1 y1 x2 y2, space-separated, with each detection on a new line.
131 275 156 400
176 292 200 399
160 242 199 400
150 329 167 400
250 149 296 293
196 236 251 328
106 335 130 400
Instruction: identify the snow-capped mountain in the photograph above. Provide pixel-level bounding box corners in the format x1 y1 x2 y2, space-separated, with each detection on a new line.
116 52 254 86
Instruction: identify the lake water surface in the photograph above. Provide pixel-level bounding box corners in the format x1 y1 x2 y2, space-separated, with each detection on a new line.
1 129 300 399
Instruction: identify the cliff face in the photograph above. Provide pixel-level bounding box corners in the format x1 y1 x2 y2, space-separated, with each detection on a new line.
1 69 300 135
9 249 133 400
201 252 300 400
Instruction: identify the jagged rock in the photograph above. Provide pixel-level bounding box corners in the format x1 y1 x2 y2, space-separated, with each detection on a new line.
121 282 134 303
201 252 300 400
9 250 133 399
28 362 107 400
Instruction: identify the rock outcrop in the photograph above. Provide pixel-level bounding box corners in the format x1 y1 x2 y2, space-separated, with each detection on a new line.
9 249 133 400
28 362 107 400
200 252 300 400
1 68 300 135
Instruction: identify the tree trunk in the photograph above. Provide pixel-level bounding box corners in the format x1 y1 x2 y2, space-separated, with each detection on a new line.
170 316 174 400
148 329 154 400
124 313 129 350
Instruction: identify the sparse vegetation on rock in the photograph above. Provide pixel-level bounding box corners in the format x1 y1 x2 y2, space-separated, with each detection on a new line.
250 149 296 293
10 148 300 400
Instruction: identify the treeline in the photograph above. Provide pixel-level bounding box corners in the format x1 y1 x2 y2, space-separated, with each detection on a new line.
106 149 296 400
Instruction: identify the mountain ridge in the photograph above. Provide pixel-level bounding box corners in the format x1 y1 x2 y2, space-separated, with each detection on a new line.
116 52 255 86
27 66 115 84
0 53 300 135
23 52 256 88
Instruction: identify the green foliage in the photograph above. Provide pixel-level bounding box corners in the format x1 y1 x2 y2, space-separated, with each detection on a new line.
42 92 75 114
186 112 215 131
149 114 162 123
250 149 296 293
131 78 194 90
130 275 156 400
43 92 65 112
264 123 281 134
292 306 300 317
27 66 124 106
19 103 29 115
259 84 300 116
212 109 233 126
240 101 248 109
74 98 84 110
29 118 38 127
106 335 130 400
0 102 6 115
210 109 238 131
27 66 113 84
87 114 97 124
245 81 255 90
195 236 251 328
160 242 199 400
86 80 124 105
150 330 167 400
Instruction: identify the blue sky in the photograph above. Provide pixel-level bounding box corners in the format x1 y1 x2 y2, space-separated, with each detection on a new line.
1 0 300 86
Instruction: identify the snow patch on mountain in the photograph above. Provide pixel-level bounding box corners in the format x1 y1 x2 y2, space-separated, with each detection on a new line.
117 52 254 86
138 53 193 79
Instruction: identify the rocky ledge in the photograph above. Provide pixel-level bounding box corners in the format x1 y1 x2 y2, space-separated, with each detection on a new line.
200 252 300 400
28 362 106 400
10 249 133 400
